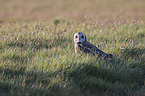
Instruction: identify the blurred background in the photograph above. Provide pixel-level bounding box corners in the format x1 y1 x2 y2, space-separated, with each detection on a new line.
0 0 145 22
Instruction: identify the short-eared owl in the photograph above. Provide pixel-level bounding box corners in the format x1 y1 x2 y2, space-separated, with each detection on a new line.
74 32 113 60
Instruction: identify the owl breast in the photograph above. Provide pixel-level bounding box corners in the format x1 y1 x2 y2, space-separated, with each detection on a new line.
75 43 94 54
78 44 91 53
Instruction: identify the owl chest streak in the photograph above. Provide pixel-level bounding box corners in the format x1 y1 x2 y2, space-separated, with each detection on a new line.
76 43 92 53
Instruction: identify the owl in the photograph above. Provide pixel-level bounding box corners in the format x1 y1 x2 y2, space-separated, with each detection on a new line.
74 32 113 60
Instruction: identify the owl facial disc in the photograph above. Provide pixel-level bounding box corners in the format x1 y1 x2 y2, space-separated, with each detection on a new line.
74 32 87 43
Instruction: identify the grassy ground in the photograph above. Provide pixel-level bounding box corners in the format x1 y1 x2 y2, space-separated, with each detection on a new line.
0 0 145 96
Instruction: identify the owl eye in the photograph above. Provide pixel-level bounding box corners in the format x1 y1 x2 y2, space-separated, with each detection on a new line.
75 36 78 38
81 35 84 38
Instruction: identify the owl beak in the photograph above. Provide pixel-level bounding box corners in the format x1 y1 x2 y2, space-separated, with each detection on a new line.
79 37 81 41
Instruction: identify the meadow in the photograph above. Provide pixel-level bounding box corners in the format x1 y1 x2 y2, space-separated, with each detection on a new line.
0 0 145 96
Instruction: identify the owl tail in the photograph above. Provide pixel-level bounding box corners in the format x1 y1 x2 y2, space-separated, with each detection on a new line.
96 49 113 60
103 53 113 60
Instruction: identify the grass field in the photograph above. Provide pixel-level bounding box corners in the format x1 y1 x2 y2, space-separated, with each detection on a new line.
0 0 145 96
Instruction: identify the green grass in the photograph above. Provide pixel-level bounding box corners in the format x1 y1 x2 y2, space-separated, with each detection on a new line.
0 0 145 95
0 19 145 96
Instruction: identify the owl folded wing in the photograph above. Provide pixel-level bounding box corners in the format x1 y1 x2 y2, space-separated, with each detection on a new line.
78 42 113 59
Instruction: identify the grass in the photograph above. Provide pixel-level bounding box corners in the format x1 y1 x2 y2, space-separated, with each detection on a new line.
0 19 145 96
0 0 145 96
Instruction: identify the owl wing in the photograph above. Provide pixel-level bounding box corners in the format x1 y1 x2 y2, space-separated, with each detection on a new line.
79 42 113 59
79 42 105 55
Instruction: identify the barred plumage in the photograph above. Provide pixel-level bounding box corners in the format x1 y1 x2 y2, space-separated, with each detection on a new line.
74 32 113 60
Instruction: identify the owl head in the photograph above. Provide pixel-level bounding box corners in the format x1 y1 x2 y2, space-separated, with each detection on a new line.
74 32 87 43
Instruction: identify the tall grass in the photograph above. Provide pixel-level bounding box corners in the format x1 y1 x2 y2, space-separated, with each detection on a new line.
0 18 145 95
0 0 145 95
